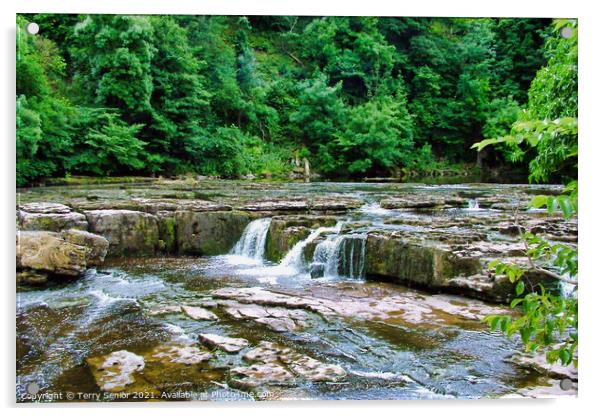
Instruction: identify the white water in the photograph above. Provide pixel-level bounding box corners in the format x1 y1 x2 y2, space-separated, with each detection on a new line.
232 222 343 283
313 233 367 279
280 222 343 270
230 218 271 260
466 199 482 211
359 202 395 217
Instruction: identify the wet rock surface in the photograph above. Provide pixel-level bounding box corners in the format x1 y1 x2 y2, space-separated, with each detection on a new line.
198 333 250 353
17 230 109 277
85 210 160 256
87 350 145 392
18 202 88 232
16 180 576 401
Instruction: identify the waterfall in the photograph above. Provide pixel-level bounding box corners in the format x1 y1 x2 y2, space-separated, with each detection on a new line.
231 218 271 260
312 233 367 279
467 199 481 210
279 222 343 271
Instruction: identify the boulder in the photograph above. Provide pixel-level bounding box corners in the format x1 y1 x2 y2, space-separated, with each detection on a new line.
17 231 89 276
17 230 109 278
61 229 109 266
175 211 251 255
85 210 160 256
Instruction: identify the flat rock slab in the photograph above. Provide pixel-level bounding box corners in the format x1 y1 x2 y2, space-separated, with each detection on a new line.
241 197 362 212
181 305 218 321
70 198 231 213
131 198 232 213
508 350 578 381
151 344 212 365
243 341 290 363
242 200 309 211
147 305 182 316
239 341 346 385
18 202 73 214
212 287 336 317
283 354 346 382
221 301 309 332
214 284 509 330
198 333 249 353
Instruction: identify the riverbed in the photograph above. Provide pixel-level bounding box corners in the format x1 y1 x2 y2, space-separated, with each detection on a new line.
16 179 577 401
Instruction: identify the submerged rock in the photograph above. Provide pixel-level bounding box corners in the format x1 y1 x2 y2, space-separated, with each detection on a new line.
198 333 249 353
508 349 578 381
151 344 212 365
233 341 346 389
230 363 295 389
87 350 145 392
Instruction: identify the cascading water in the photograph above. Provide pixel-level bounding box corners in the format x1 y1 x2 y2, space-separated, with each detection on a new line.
466 199 481 210
313 233 367 279
279 222 343 271
231 218 271 260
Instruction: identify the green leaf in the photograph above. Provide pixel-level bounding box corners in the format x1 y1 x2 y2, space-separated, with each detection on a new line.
515 281 525 295
530 195 548 209
510 298 524 308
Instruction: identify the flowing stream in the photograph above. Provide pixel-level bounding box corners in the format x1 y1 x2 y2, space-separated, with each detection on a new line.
17 181 572 401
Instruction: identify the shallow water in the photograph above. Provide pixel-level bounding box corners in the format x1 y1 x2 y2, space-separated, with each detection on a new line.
17 254 550 402
16 180 567 401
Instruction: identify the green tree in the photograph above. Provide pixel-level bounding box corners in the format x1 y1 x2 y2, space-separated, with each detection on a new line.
334 94 414 176
473 20 578 366
289 74 346 172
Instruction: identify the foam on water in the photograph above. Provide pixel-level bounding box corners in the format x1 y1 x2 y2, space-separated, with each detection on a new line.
231 218 272 260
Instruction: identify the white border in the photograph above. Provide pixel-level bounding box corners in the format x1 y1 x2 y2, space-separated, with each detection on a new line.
2 1 601 415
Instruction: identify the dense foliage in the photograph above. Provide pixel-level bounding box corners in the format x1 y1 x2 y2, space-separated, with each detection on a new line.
474 20 577 366
17 14 552 186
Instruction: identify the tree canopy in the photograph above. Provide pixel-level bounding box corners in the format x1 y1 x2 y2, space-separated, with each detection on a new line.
16 14 553 186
